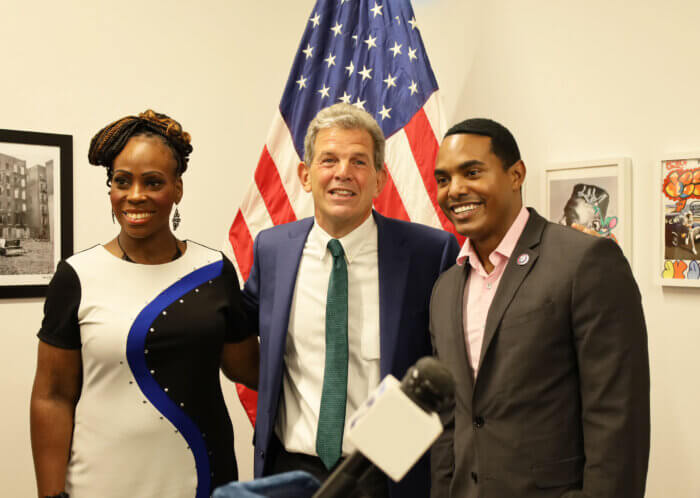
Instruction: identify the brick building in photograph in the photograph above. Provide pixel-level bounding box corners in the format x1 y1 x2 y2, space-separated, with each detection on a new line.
0 152 30 240
26 161 52 240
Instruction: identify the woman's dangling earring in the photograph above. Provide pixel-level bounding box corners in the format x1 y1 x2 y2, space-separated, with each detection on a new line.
172 206 181 231
112 210 115 224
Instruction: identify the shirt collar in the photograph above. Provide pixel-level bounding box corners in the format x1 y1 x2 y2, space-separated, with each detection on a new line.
309 212 377 264
456 206 530 270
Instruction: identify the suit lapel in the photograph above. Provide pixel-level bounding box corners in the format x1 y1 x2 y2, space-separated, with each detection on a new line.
269 218 314 397
375 212 409 377
477 210 546 370
450 264 475 391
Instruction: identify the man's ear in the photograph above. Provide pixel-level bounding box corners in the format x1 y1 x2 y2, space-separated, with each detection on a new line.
373 167 388 198
510 160 526 191
298 162 312 193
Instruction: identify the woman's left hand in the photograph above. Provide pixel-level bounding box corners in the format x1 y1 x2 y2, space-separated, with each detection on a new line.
221 335 260 390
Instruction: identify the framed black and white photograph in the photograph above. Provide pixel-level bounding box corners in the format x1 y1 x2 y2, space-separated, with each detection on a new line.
0 130 73 298
541 158 632 262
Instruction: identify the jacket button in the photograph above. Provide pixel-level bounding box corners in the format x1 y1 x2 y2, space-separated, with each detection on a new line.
473 416 484 428
471 472 478 483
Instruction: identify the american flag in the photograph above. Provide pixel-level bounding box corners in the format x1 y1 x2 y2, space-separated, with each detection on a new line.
225 0 463 425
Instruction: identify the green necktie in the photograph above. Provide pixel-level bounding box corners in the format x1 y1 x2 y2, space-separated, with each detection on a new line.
316 238 349 470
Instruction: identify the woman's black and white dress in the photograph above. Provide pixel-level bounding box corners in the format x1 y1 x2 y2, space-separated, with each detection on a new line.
38 241 251 498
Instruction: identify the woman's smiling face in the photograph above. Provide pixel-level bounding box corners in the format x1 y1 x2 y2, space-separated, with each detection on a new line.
109 135 182 240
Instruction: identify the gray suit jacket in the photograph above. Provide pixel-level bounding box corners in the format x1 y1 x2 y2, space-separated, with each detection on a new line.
429 209 650 498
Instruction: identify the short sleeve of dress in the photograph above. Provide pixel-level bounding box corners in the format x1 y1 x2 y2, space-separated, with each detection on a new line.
221 255 253 343
37 260 82 349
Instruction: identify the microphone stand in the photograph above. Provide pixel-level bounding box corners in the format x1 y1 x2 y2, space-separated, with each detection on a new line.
313 452 381 497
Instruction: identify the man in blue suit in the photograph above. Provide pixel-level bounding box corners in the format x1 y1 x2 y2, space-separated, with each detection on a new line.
242 103 459 497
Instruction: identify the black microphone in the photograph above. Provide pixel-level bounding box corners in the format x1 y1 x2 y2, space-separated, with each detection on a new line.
312 357 455 498
400 356 456 413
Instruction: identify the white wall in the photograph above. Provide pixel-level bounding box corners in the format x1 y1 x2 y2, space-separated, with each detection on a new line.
2 0 698 496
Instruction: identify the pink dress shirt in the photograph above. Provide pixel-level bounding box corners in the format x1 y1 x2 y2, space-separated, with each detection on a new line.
456 207 530 377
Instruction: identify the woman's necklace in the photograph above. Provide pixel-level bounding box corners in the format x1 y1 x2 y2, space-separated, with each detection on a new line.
116 235 182 263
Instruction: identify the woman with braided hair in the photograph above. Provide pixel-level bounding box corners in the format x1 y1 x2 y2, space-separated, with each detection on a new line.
30 110 259 498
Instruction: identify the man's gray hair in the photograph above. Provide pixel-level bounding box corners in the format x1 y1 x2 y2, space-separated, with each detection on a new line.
303 103 385 170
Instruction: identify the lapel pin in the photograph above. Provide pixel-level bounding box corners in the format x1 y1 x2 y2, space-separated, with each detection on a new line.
516 253 529 266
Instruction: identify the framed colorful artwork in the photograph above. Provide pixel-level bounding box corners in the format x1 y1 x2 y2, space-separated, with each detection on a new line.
659 155 700 287
542 158 632 262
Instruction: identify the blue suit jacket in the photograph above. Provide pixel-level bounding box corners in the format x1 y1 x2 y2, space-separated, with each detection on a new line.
242 211 459 498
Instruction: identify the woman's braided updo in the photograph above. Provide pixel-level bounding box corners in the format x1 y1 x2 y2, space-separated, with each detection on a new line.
88 109 193 186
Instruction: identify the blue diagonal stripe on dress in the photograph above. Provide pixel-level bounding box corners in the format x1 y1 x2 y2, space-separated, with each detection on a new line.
126 259 224 498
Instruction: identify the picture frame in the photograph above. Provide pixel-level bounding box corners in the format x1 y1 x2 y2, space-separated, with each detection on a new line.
541 158 632 262
0 129 73 298
658 154 700 287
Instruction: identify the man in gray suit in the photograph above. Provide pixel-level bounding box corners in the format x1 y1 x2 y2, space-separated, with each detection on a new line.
428 118 650 498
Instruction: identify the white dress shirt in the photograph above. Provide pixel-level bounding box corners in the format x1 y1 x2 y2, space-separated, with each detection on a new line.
276 214 381 456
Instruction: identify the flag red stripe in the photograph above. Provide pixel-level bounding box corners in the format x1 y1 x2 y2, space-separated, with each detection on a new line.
228 210 254 281
230 207 259 426
255 146 298 226
236 383 258 426
404 109 465 244
373 165 410 221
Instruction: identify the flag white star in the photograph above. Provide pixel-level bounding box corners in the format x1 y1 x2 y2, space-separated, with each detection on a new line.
340 0 349 4
352 34 358 45
359 65 373 80
408 80 418 95
389 41 402 57
324 53 336 67
345 60 355 75
338 91 352 104
395 16 401 24
408 47 417 61
303 44 314 59
379 105 392 120
318 85 330 99
354 98 366 110
383 73 397 89
408 17 418 29
310 13 321 27
296 75 307 90
364 35 377 50
331 22 343 36
370 2 383 17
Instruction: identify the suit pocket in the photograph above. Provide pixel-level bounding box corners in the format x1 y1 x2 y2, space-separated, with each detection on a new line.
532 455 584 489
499 300 554 330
